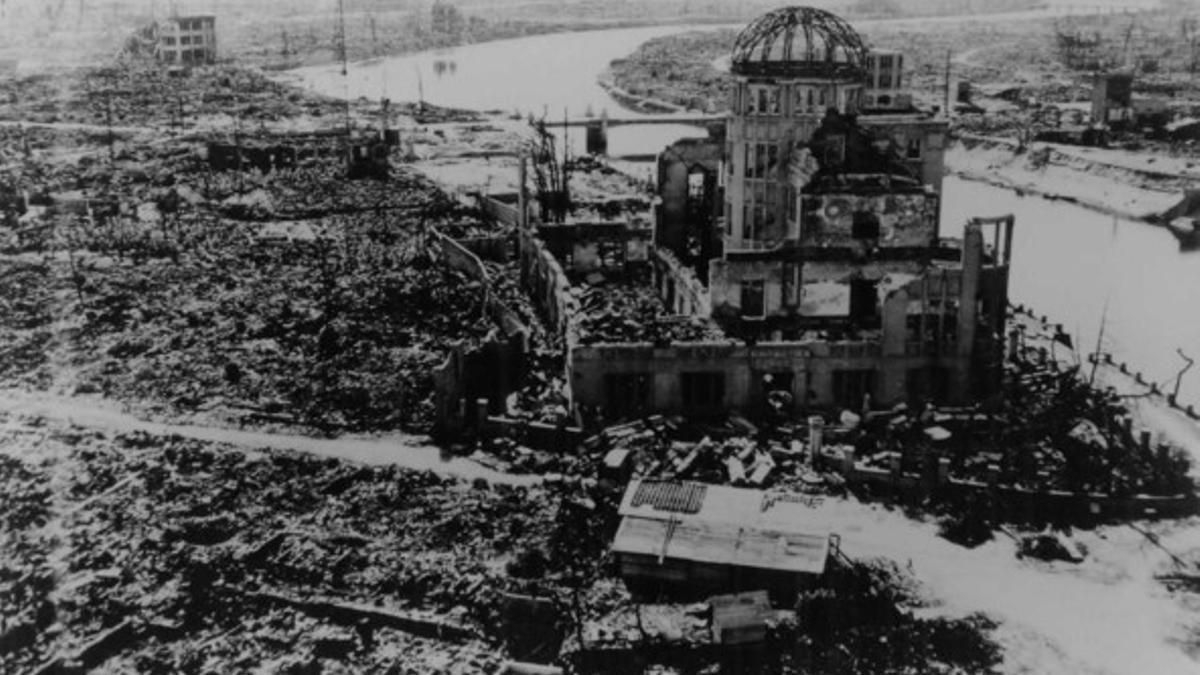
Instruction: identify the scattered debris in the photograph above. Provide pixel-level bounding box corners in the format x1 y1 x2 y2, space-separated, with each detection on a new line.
1018 532 1087 563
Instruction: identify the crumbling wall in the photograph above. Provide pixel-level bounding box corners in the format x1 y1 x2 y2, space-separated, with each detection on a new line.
537 222 653 277
477 193 525 228
858 117 948 198
569 339 975 415
517 227 576 342
708 258 927 319
798 191 937 248
708 259 788 318
655 249 711 317
430 229 530 435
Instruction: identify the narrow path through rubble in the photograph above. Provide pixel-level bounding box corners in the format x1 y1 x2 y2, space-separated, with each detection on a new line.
0 389 541 487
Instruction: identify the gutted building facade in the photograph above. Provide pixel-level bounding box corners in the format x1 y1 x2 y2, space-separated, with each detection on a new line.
863 49 912 112
155 15 217 65
580 6 1014 419
656 136 724 282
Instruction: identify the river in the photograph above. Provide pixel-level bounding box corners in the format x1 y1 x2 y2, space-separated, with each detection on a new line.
942 177 1200 404
284 9 1199 405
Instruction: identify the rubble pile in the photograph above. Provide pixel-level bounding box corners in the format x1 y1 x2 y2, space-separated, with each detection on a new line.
561 559 1000 675
438 218 506 241
583 348 1196 511
571 282 726 346
67 243 500 431
563 602 712 656
585 416 839 493
0 259 53 387
501 373 572 429
0 415 614 674
204 164 458 222
0 126 104 166
984 343 1195 496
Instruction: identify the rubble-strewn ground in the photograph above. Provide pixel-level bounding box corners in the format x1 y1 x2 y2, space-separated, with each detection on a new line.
571 277 726 346
0 57 554 435
1 157 511 433
0 63 344 128
0 410 590 674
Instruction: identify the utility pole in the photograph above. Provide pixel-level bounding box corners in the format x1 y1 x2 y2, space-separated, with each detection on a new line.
562 106 571 216
416 64 425 113
1089 216 1118 386
336 0 354 176
943 49 952 119
337 0 348 77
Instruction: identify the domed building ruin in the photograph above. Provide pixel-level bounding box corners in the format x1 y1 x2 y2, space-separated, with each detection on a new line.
570 6 1015 417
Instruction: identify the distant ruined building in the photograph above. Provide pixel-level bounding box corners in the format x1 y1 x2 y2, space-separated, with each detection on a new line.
154 15 217 65
125 14 217 65
1055 29 1105 71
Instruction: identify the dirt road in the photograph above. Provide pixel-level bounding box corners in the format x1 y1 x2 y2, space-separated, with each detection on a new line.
0 388 541 487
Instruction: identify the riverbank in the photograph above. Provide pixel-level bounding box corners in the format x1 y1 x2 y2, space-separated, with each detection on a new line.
946 135 1185 223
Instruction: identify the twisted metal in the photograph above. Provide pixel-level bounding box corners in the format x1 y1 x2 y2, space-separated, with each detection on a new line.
731 6 867 78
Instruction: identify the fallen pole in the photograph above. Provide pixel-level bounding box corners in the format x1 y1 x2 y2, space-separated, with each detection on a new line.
249 589 478 642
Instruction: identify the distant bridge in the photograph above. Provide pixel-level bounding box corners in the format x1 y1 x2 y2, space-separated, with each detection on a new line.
550 114 725 129
538 113 725 155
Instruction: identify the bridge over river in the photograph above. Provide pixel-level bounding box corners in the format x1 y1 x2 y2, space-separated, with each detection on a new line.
541 113 724 156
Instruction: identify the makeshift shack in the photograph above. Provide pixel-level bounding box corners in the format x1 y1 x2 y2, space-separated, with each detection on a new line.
611 480 833 600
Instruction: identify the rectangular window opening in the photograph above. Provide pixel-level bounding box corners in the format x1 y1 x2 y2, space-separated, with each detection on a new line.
682 372 726 411
741 278 766 318
605 373 651 420
833 369 876 410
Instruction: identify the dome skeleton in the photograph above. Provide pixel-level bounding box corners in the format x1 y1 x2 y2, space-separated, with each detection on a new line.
731 6 869 78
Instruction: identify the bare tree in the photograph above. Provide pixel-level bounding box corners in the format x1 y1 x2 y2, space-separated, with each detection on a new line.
1173 348 1195 400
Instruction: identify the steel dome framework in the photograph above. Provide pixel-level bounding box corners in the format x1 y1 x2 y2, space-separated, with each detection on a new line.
731 6 868 79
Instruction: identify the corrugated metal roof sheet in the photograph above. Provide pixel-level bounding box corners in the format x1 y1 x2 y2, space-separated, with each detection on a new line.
630 480 707 514
618 480 832 536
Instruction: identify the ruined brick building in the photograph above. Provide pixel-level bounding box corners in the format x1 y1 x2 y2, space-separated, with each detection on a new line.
571 6 1014 419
